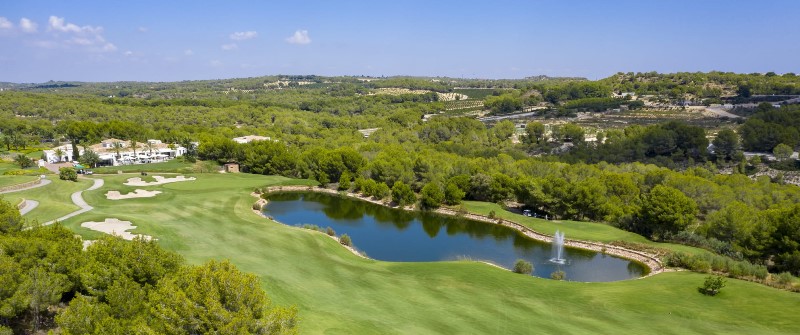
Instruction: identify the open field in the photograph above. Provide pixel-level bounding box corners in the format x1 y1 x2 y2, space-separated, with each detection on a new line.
42 173 800 334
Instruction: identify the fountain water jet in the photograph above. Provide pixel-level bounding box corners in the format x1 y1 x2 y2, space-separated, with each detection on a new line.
550 230 566 264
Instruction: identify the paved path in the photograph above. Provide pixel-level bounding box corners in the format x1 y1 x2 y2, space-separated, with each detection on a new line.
0 178 52 194
42 178 104 226
19 200 39 216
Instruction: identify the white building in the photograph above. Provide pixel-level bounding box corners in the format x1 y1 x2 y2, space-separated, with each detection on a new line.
43 139 188 166
232 135 273 144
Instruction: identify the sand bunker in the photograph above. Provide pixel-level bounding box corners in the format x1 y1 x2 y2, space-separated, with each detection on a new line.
124 175 196 186
106 189 162 200
80 218 152 241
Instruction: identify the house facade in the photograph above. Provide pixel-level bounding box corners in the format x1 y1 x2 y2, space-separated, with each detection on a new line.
43 139 188 166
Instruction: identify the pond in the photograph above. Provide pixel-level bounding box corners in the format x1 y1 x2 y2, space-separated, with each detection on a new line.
263 192 648 282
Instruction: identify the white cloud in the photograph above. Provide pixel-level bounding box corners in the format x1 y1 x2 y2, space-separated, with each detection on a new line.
124 50 133 56
286 30 311 45
48 16 102 34
221 43 238 50
43 16 116 53
20 18 37 33
184 49 194 56
138 26 148 33
0 17 13 30
210 60 223 67
230 31 257 41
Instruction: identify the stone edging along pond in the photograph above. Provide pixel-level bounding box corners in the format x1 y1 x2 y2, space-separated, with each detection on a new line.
254 186 665 278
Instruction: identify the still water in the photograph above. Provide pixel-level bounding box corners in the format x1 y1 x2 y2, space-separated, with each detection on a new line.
264 192 647 282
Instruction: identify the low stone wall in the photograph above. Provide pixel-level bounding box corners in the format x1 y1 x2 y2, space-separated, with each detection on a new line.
17 199 27 210
259 185 664 277
0 178 42 193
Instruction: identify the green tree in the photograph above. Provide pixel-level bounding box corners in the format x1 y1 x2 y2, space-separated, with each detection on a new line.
54 148 65 162
0 198 24 233
698 275 726 296
420 182 445 209
524 121 547 145
79 148 101 168
148 260 297 334
13 154 33 169
713 129 739 161
59 167 78 182
443 182 465 205
391 181 416 207
773 143 793 161
338 170 352 190
513 259 533 274
639 185 698 239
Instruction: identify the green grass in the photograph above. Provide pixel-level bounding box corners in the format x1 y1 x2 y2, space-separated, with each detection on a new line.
46 174 800 334
463 201 708 255
6 177 92 224
91 159 194 174
0 175 39 188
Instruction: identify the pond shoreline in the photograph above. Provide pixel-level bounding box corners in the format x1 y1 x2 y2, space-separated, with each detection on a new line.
254 186 664 278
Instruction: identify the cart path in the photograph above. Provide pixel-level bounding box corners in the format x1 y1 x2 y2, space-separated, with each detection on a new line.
42 178 104 226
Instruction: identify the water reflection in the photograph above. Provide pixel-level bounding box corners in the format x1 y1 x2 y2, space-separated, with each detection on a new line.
264 192 647 282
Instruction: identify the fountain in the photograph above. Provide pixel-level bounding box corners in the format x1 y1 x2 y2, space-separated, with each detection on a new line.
550 230 566 264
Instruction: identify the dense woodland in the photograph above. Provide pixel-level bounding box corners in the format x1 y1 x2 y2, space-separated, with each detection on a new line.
0 199 297 334
2 72 800 330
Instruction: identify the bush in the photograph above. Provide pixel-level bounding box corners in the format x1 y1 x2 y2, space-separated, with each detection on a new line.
513 259 533 274
59 167 78 181
550 270 566 280
339 234 352 247
698 275 726 296
488 210 496 219
326 227 336 236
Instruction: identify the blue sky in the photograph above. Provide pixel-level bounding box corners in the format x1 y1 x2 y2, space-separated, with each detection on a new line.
1 1 799 82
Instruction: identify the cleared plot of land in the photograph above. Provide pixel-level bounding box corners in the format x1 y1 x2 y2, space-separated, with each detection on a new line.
105 189 161 200
81 218 152 241
124 175 196 186
56 173 800 334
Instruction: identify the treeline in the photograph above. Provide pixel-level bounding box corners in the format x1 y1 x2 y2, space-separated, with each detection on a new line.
560 121 710 166
601 71 800 98
740 104 800 152
0 199 297 334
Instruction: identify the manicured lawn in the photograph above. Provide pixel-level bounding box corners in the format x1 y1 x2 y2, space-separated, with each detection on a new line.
0 175 39 188
463 201 708 255
51 173 800 334
9 177 93 224
91 159 194 174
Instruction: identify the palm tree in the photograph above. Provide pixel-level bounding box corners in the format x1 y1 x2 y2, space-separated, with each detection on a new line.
131 139 138 163
54 148 64 162
146 141 155 156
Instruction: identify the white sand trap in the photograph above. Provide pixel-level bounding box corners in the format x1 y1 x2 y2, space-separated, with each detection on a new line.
81 218 152 241
124 175 196 186
106 189 162 200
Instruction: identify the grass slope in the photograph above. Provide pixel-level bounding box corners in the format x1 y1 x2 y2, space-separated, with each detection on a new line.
53 173 799 334
0 175 39 188
5 177 91 224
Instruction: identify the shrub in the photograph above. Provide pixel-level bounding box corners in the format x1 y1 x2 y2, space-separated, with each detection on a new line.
59 167 78 181
326 227 336 236
550 270 566 280
513 259 533 274
698 275 726 296
339 234 352 247
488 210 496 219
